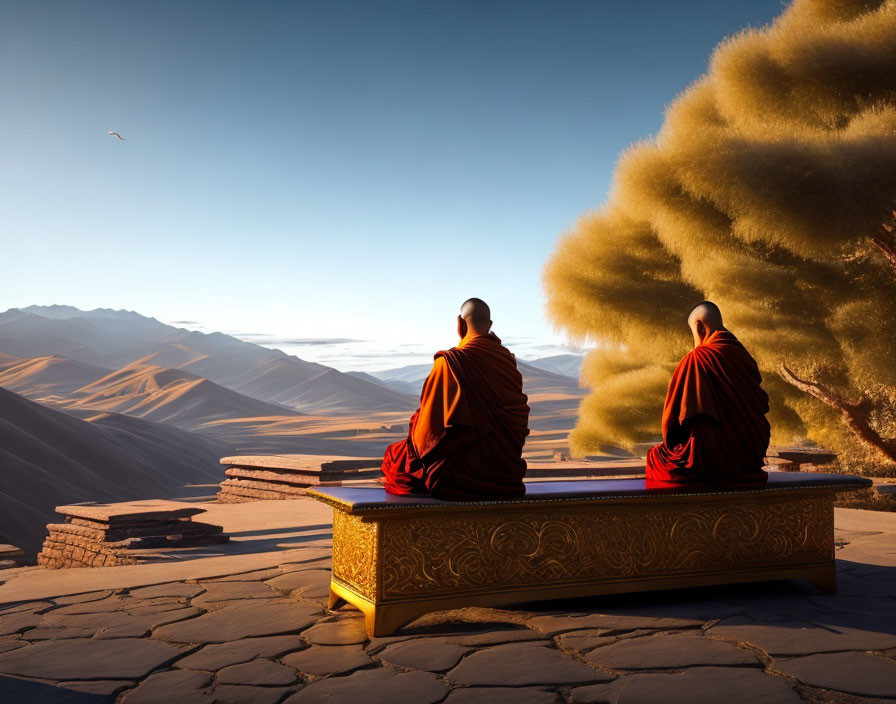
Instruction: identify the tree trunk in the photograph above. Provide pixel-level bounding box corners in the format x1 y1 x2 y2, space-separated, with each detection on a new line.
778 363 896 464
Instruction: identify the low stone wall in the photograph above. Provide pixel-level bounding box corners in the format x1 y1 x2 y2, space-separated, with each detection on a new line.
36 500 228 569
217 455 383 503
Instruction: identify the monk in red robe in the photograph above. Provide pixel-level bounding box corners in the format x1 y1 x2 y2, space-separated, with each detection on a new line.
381 298 530 499
646 301 770 488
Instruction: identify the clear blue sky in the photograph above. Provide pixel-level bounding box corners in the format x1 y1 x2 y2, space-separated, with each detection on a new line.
1 0 785 370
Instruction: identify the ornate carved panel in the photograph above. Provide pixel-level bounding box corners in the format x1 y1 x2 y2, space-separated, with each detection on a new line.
332 511 378 599
378 497 832 597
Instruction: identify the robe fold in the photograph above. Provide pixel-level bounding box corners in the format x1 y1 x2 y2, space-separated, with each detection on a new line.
645 329 770 489
381 332 530 499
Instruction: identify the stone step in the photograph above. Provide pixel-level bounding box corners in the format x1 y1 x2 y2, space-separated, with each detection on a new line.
54 500 207 526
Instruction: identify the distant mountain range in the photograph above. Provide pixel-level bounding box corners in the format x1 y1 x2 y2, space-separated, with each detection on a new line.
0 306 416 415
362 353 583 397
523 353 583 379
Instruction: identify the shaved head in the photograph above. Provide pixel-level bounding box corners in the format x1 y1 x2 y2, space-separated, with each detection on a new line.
688 301 724 347
461 298 491 325
458 298 492 337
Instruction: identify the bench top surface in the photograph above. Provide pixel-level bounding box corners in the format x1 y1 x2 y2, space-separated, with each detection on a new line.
307 472 871 513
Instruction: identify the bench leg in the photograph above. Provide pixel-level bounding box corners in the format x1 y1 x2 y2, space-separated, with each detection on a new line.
328 587 348 610
364 603 426 637
808 563 837 595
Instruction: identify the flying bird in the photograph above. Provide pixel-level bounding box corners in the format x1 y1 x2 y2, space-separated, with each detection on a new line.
107 131 126 140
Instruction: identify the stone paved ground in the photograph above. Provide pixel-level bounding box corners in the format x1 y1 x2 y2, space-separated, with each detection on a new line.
0 506 893 703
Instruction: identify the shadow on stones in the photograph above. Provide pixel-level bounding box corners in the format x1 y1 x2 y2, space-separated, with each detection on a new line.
392 621 535 638
0 675 113 703
226 524 331 538
388 566 896 641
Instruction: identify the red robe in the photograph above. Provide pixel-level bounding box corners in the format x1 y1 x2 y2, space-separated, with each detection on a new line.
381 332 530 500
646 329 770 488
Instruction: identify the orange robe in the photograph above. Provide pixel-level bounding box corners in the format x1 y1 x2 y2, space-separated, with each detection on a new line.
381 332 530 499
646 329 770 488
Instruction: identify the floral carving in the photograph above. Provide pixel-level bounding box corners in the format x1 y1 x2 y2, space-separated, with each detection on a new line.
375 498 831 597
332 510 378 599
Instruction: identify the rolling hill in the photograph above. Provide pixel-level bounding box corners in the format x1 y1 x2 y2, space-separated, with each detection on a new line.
0 354 110 401
0 386 231 556
62 358 304 431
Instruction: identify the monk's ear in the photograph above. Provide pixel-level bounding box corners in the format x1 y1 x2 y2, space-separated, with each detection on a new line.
457 315 467 339
696 320 706 340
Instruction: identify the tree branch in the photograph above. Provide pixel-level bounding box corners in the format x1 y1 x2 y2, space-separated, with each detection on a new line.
871 212 896 270
778 363 896 463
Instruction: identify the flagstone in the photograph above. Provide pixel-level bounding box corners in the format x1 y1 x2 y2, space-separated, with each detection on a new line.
775 651 896 698
216 657 299 686
0 611 42 636
54 597 130 615
265 569 330 594
283 667 448 704
444 687 558 704
191 581 279 605
364 627 547 653
585 632 760 669
741 596 868 623
378 639 471 672
0 637 187 680
126 600 193 617
192 597 291 612
805 593 896 615
174 635 305 670
128 583 204 599
23 626 97 640
211 684 296 704
557 632 618 653
61 680 134 695
301 616 368 645
709 615 896 655
447 643 611 686
55 591 115 605
598 600 743 623
119 669 213 704
152 601 321 643
280 644 372 675
528 613 703 636
446 628 548 647
278 558 332 572
0 602 54 616
40 606 202 639
0 638 26 653
570 666 801 704
208 568 283 582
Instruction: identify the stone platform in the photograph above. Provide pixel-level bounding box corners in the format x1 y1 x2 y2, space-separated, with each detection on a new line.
37 501 228 569
0 497 893 703
0 546 25 571
217 455 383 503
764 447 839 472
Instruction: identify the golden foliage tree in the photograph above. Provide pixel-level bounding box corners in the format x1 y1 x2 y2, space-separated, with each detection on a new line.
544 0 896 470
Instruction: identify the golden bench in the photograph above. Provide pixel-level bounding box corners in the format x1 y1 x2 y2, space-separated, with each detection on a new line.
307 473 870 636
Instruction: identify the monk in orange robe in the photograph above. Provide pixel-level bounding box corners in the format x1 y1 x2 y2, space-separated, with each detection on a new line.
381 298 530 499
646 301 770 488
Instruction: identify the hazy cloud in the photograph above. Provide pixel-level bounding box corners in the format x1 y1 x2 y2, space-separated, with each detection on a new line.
318 349 431 360
170 320 201 325
237 335 365 345
528 343 585 354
